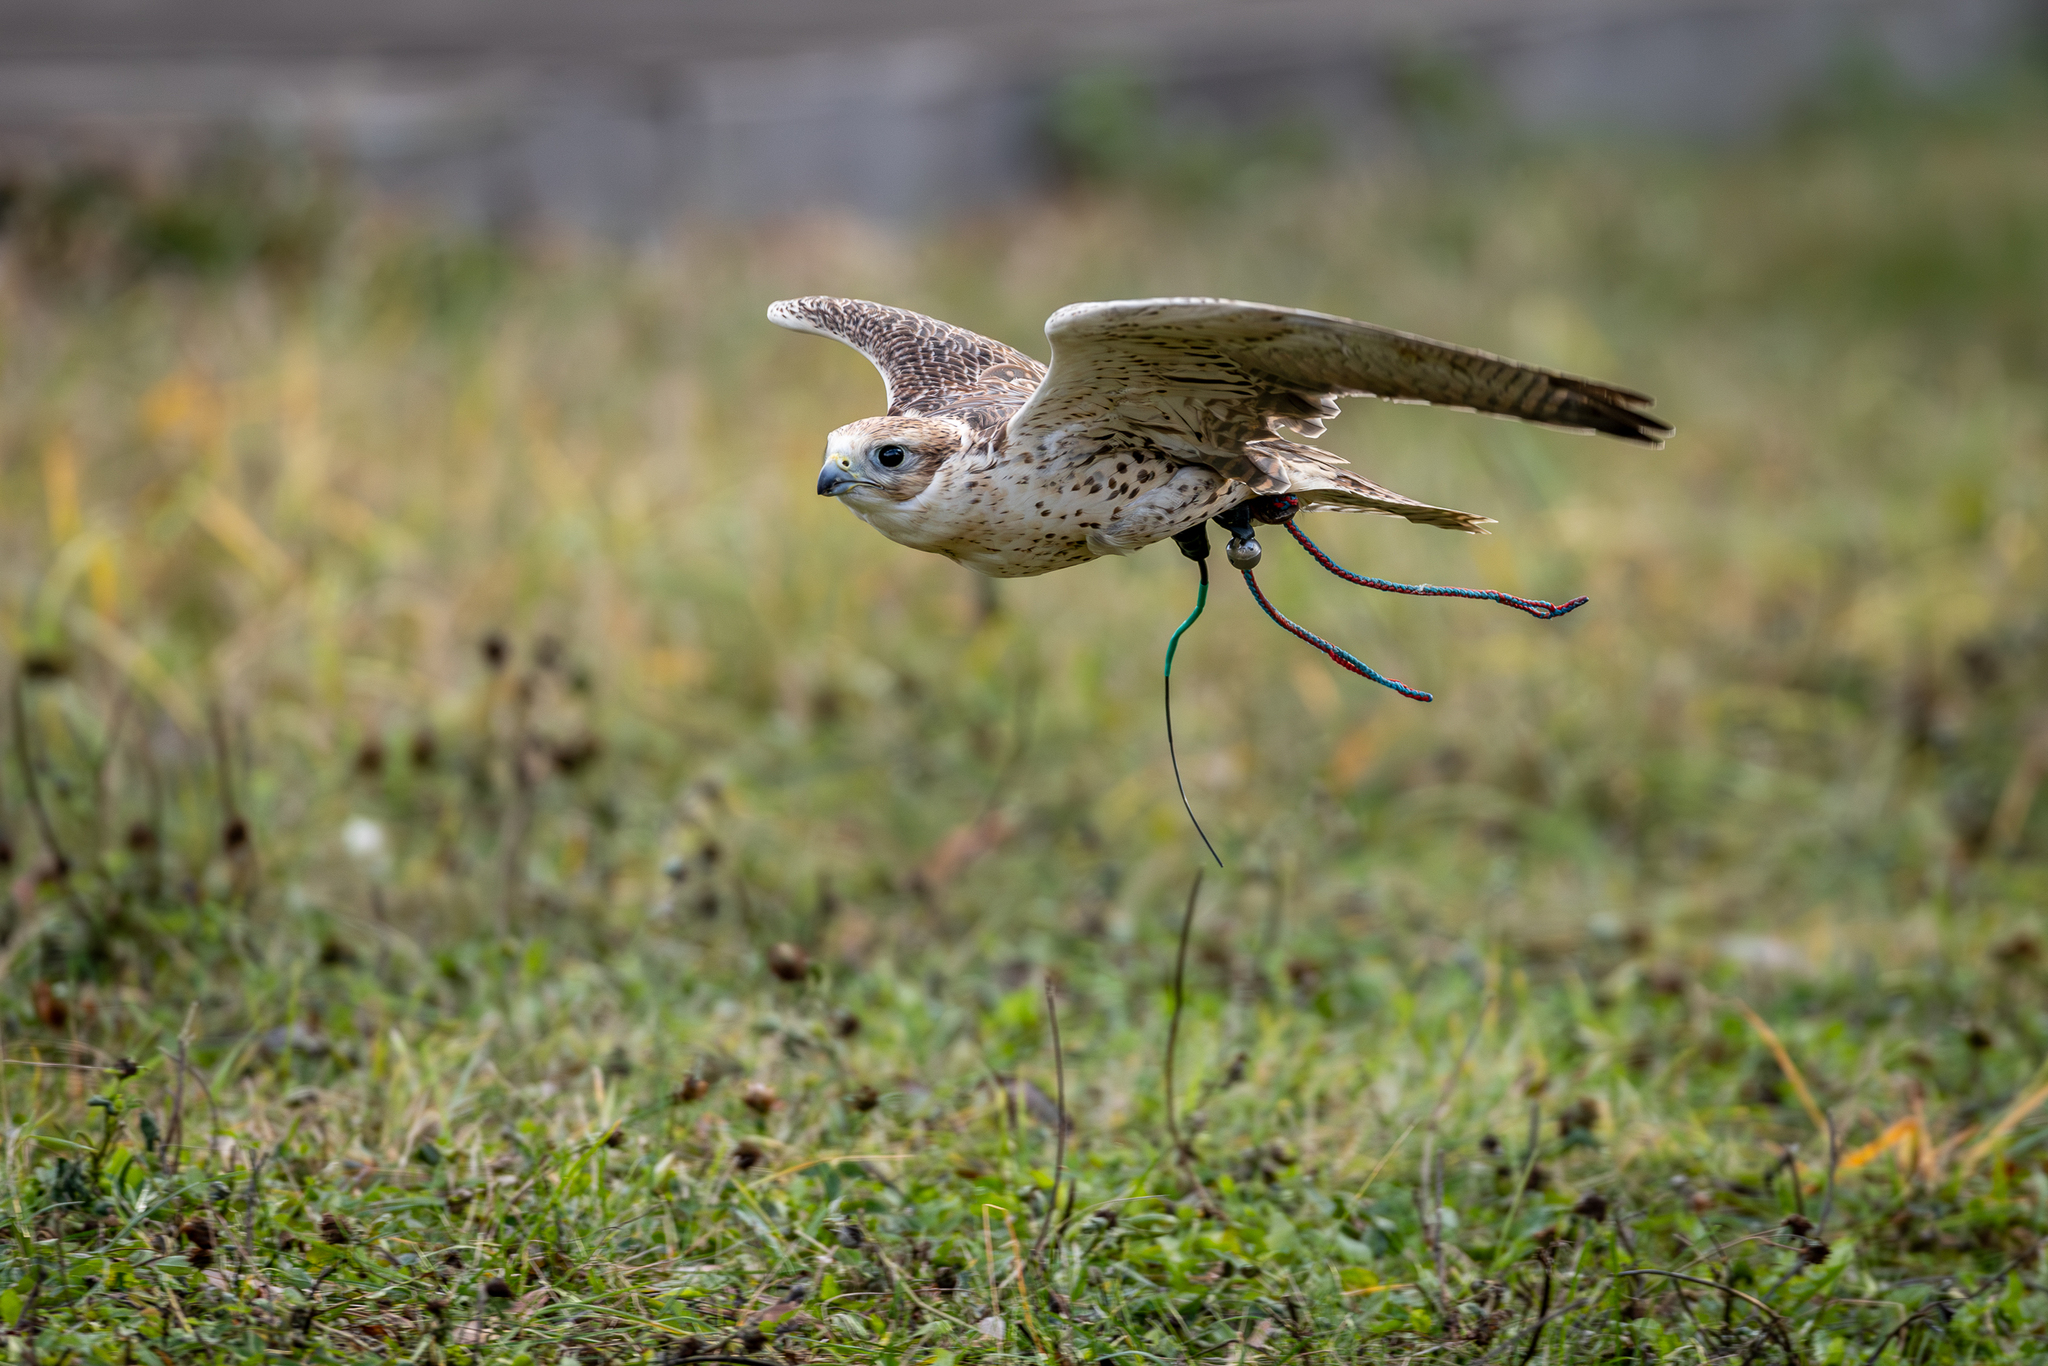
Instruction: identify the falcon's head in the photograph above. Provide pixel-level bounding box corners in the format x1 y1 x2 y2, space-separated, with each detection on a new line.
816 416 968 506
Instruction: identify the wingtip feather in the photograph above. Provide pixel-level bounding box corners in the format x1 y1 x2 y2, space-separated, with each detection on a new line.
765 297 831 333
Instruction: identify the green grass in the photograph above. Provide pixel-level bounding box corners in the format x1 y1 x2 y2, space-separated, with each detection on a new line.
3 63 2048 1365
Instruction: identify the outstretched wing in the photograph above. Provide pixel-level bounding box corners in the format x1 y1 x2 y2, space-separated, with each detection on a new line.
767 296 1046 420
1008 297 1670 495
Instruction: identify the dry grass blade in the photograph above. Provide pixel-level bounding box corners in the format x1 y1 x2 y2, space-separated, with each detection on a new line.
1733 998 1830 1139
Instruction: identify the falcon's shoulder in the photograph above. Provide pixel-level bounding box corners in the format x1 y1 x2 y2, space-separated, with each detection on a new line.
768 297 1046 420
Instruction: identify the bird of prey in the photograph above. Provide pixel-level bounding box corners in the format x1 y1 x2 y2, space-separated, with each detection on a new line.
771 295 1669 579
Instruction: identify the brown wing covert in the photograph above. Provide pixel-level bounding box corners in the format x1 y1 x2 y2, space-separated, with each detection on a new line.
767 297 1046 420
1010 299 1670 489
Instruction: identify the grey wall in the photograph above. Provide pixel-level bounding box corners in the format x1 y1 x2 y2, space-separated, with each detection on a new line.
0 0 2037 231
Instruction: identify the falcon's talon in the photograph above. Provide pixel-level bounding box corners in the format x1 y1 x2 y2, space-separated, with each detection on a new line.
1246 494 1301 525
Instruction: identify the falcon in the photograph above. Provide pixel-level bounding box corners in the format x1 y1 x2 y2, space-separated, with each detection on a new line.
770 295 1669 580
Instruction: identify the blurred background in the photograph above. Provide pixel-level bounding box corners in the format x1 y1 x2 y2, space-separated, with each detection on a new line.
0 0 2038 230
0 0 2044 983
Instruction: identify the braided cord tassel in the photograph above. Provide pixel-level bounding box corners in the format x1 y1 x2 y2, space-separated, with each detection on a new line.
1285 522 1588 620
1240 569 1433 703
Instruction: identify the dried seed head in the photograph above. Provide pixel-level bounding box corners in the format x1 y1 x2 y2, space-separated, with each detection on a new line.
1644 965 1688 996
1965 1025 1994 1052
552 734 602 775
1784 1213 1815 1237
1687 1190 1714 1214
767 942 809 982
111 1057 138 1079
123 821 158 854
409 727 438 769
672 1074 711 1103
603 1127 627 1149
222 817 250 853
534 635 564 671
480 632 510 671
742 1082 779 1115
181 1217 216 1251
1557 1096 1604 1139
353 738 385 777
22 652 69 681
848 1084 880 1113
1800 1239 1832 1265
1572 1192 1610 1222
733 1140 764 1170
1479 1133 1502 1157
484 1276 513 1299
831 1008 861 1038
1992 932 2041 968
0 832 13 869
318 1212 352 1245
31 981 66 1030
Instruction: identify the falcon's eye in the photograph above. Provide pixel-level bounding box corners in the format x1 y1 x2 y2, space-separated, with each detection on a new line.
875 445 907 468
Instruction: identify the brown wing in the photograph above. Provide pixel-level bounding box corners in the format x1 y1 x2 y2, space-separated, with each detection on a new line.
767 297 1046 419
1008 297 1670 495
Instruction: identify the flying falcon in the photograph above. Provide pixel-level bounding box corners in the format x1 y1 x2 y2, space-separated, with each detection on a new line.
771 295 1669 579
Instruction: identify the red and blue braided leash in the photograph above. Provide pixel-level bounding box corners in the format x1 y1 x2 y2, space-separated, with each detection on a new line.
1239 569 1435 702
1284 521 1588 620
1162 497 1590 858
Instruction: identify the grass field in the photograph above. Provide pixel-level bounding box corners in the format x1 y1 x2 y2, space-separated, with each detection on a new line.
3 61 2048 1365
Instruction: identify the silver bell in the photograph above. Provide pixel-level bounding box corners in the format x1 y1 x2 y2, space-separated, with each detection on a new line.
1225 533 1263 570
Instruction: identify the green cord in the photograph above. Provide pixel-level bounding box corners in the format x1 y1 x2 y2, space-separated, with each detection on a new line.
1163 559 1221 866
1164 571 1209 678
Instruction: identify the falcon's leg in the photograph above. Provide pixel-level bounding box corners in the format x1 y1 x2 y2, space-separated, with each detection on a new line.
1213 503 1263 570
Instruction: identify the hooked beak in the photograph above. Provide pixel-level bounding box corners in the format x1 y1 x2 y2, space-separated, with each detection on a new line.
816 458 859 497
